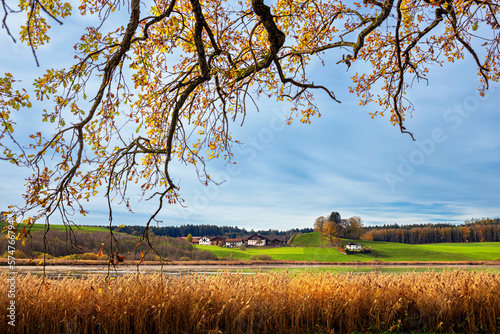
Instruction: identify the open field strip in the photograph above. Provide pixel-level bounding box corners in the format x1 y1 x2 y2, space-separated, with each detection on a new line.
414 242 500 261
2 270 499 333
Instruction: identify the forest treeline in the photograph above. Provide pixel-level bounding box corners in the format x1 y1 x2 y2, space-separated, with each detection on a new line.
364 217 500 244
110 224 313 239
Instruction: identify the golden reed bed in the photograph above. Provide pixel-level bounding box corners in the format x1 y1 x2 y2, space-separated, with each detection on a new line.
1 270 499 333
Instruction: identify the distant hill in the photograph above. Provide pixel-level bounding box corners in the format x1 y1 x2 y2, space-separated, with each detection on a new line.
290 231 325 247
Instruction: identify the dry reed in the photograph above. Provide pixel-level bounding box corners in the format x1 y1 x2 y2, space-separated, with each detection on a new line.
1 270 499 333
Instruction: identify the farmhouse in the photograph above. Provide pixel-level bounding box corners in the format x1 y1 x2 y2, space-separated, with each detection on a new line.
198 236 227 246
244 234 268 246
243 234 287 247
225 238 243 248
209 236 227 246
264 235 287 247
198 237 226 246
345 243 362 251
198 236 211 246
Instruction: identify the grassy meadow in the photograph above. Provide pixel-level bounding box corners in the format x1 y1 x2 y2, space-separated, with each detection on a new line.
195 232 500 262
2 270 499 334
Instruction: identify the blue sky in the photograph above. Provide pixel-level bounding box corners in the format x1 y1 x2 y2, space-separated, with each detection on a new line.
1 5 499 231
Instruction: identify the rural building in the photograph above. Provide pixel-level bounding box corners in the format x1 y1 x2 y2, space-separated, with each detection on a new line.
208 236 227 246
264 235 287 247
198 236 227 246
345 243 362 251
225 238 243 248
243 234 287 247
244 234 268 246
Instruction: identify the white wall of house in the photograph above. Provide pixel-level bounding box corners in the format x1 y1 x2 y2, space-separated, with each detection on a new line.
346 244 362 250
247 238 266 246
199 237 211 246
225 241 243 248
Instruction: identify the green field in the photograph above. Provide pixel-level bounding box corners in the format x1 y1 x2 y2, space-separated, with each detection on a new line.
289 231 324 247
196 232 500 262
415 242 500 261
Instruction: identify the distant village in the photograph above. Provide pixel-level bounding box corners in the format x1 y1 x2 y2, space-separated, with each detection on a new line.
182 234 287 247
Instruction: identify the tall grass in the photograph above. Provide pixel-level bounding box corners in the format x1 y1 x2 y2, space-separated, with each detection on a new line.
1 270 499 333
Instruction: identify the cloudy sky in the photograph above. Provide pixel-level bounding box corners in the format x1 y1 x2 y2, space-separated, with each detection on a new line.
1 4 499 231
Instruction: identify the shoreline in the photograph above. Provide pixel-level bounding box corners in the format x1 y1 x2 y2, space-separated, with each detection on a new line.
1 258 499 267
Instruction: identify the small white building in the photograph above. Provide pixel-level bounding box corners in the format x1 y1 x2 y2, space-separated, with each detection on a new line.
345 243 362 251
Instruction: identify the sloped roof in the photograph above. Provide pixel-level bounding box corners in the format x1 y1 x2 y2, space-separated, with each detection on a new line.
209 236 226 240
242 234 286 242
242 234 267 240
264 235 287 242
225 238 243 242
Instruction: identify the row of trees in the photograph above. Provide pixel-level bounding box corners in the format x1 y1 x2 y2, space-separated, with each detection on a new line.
112 224 313 239
464 218 500 226
314 212 364 246
313 214 500 245
366 218 500 232
364 218 500 244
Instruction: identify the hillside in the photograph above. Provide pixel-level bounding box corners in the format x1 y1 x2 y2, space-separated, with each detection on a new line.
289 231 324 247
1 224 216 261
